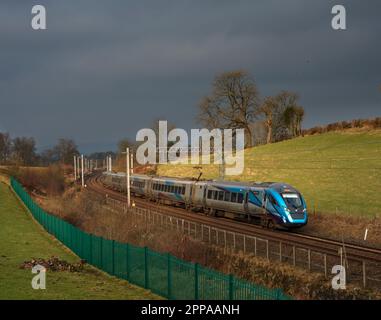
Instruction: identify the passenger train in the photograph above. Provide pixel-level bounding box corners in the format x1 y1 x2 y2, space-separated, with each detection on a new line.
102 172 308 229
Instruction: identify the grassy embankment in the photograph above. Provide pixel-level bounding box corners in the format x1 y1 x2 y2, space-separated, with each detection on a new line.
0 179 160 299
158 129 381 217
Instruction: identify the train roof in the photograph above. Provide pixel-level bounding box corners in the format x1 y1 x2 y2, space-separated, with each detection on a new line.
102 172 298 191
209 180 275 188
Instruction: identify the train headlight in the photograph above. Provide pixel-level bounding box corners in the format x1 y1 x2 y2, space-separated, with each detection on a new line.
282 216 287 223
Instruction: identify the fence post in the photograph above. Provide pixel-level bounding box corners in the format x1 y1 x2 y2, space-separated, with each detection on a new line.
111 240 115 275
89 234 93 265
167 253 172 299
229 274 234 300
144 246 149 289
100 237 103 270
194 263 199 300
276 288 282 300
126 243 130 281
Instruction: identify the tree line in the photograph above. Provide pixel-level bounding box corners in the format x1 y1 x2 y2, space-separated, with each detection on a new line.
0 134 79 167
197 70 305 147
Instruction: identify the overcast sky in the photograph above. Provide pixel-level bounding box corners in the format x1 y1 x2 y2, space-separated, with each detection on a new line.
0 0 380 153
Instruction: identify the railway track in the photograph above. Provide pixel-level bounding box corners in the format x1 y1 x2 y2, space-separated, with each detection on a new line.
85 172 381 266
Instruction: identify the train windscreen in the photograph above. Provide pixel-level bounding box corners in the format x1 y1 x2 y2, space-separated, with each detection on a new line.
281 193 303 210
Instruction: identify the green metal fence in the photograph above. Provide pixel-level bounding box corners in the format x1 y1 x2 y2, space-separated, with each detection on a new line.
11 177 291 300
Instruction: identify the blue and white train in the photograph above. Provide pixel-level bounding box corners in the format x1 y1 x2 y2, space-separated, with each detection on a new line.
102 172 308 229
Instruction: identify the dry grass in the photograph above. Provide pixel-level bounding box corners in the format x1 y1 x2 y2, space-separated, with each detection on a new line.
8 165 65 196
303 213 381 247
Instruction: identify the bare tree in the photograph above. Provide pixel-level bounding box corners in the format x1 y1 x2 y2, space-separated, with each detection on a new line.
0 132 11 164
53 138 79 165
259 91 304 143
258 97 277 144
197 70 260 147
118 138 135 154
12 137 36 166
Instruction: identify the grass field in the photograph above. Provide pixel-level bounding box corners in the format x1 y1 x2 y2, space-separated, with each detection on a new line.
157 129 381 217
0 181 160 300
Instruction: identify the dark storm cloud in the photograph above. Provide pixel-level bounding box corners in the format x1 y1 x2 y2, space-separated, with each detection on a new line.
0 0 380 152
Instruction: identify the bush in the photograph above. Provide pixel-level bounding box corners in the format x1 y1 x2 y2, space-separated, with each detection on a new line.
15 165 65 196
304 117 381 135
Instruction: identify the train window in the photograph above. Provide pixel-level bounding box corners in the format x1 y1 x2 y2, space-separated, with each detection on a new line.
171 186 175 193
212 191 217 200
268 194 278 206
237 193 244 203
207 190 212 199
224 192 230 202
182 186 185 194
231 193 237 202
218 191 224 201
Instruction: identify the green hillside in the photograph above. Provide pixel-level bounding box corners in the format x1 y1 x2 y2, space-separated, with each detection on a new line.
157 129 381 217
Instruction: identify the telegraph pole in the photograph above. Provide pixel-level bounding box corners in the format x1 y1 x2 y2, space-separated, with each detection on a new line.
121 148 131 208
126 148 131 207
77 156 80 179
130 152 134 174
74 155 77 181
81 154 84 187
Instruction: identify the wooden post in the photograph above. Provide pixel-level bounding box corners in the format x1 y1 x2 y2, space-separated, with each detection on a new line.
324 254 327 277
308 249 311 270
279 241 282 262
266 240 269 260
243 235 246 253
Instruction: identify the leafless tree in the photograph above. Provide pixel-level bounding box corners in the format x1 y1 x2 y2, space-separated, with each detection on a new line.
197 70 260 147
12 137 36 166
0 132 11 164
259 91 304 143
53 138 79 165
258 97 277 144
